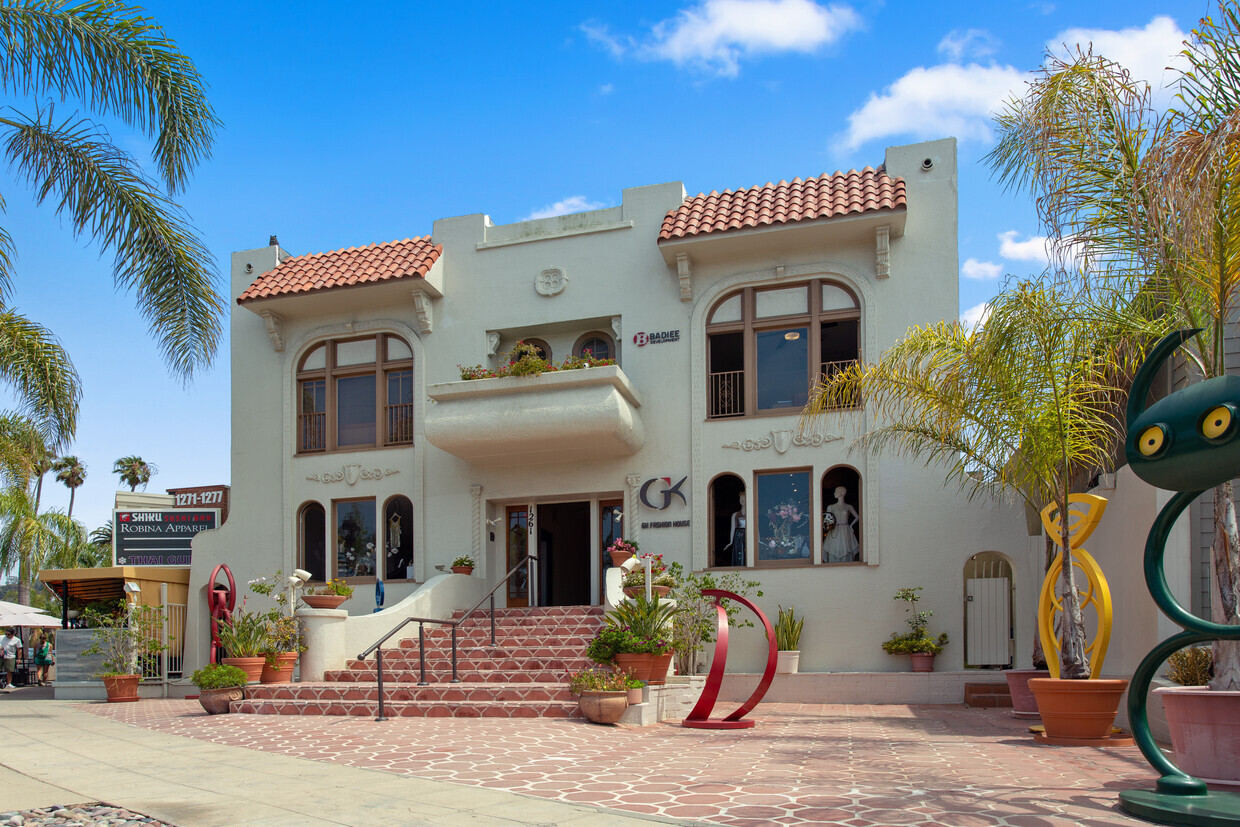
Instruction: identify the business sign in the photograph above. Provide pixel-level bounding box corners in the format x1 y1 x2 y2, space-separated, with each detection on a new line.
167 484 230 523
114 509 219 567
639 476 687 510
632 330 680 346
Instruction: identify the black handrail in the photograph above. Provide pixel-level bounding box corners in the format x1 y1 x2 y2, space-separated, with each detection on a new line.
357 554 538 721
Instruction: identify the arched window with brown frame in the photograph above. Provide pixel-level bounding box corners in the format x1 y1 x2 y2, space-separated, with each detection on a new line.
573 331 614 362
299 501 327 582
706 279 860 418
296 333 414 453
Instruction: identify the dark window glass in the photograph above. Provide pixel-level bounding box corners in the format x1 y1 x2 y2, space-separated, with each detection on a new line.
756 327 808 410
578 337 611 360
301 504 326 582
757 471 811 563
384 497 414 579
336 374 376 446
336 500 376 578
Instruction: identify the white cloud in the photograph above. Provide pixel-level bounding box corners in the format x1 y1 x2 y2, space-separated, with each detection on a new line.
523 196 608 221
961 258 1003 280
587 0 862 78
599 83 614 95
997 230 1051 263
1051 16 1188 105
938 29 998 62
960 301 992 329
839 63 1026 150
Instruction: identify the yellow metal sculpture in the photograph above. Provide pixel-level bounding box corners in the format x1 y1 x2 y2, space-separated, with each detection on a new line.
1037 494 1113 679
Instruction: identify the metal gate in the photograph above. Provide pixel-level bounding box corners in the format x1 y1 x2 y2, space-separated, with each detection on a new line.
964 553 1013 667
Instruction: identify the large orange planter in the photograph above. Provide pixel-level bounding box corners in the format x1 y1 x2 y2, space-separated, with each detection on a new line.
260 652 299 684
102 674 140 703
221 656 265 684
577 691 628 724
1029 677 1128 743
1154 686 1240 785
648 652 674 685
613 653 654 683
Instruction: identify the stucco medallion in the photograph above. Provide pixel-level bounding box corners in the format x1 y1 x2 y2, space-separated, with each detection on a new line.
722 430 842 454
306 465 400 485
535 268 567 296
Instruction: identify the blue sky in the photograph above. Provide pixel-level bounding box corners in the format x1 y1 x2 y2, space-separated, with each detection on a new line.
0 0 1203 535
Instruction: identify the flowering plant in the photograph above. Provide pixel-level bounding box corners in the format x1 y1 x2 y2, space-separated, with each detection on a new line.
621 569 677 589
451 554 475 567
458 340 616 381
606 538 639 557
311 578 354 597
635 551 666 574
566 666 629 695
764 499 808 558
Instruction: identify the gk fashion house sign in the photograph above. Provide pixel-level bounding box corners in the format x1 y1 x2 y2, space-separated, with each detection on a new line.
639 475 690 529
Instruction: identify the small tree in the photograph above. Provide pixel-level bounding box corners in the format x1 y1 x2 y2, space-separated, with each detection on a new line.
81 602 167 677
667 561 763 675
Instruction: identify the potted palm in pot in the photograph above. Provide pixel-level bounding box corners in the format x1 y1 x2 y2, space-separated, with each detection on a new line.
190 662 247 714
774 605 804 674
880 588 947 672
600 594 679 684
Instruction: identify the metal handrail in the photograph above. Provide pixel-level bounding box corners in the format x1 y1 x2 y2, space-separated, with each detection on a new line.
357 554 538 721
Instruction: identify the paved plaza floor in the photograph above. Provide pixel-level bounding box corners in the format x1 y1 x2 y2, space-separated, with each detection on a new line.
0 684 1172 826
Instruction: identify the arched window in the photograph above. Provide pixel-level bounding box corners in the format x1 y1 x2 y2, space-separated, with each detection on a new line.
296 333 413 453
509 338 551 362
707 279 860 418
383 496 414 580
821 466 861 564
299 502 326 582
573 332 614 361
710 474 746 567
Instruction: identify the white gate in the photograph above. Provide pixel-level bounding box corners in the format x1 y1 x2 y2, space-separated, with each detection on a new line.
965 553 1013 667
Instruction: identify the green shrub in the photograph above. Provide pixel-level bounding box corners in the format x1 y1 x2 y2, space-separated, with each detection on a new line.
191 663 248 689
1168 646 1213 686
567 667 628 695
774 605 804 651
881 632 949 655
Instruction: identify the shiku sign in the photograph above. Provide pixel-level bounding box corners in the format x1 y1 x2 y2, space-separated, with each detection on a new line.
114 509 219 567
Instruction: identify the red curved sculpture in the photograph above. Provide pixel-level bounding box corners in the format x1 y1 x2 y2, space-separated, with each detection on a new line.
682 588 777 729
207 563 236 664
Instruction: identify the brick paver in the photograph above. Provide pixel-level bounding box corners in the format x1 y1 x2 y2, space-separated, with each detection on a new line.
85 700 1158 826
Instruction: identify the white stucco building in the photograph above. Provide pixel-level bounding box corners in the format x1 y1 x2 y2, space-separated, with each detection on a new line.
187 138 1055 682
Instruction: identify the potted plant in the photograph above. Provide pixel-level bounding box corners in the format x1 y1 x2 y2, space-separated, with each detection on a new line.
190 662 247 714
774 605 804 674
667 562 764 676
880 588 948 672
606 538 638 567
625 675 646 706
216 602 270 683
603 594 679 684
1153 646 1238 784
621 561 678 597
450 554 475 575
587 627 654 683
301 578 354 610
567 666 629 724
260 615 305 683
81 603 167 702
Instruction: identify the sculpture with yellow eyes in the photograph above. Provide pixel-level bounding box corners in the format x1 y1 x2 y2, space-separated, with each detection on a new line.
1119 329 1240 823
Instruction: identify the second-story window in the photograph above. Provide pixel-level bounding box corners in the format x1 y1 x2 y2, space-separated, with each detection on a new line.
707 280 860 419
297 334 414 453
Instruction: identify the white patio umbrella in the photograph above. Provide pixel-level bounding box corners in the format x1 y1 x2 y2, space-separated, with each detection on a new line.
0 599 51 615
0 606 58 627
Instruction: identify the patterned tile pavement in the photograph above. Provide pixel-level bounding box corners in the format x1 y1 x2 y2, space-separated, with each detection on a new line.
84 700 1160 826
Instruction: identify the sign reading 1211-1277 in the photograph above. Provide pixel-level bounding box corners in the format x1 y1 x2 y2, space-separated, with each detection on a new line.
114 509 219 567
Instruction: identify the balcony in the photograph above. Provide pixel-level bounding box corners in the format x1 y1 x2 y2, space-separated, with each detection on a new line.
424 365 644 466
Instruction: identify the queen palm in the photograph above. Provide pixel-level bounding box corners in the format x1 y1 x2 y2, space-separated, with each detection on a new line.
803 280 1162 679
0 1 224 380
985 9 1240 690
0 481 92 604
51 455 84 518
112 455 154 492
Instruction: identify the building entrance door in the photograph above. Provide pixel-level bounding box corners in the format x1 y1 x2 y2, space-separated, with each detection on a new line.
535 501 591 607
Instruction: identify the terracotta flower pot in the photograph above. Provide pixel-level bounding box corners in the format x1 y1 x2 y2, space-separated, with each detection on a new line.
1155 686 1240 785
621 586 643 598
450 566 474 575
627 685 644 705
260 652 299 684
910 653 936 672
1005 669 1050 719
101 674 140 703
197 685 244 714
302 594 349 610
652 585 672 597
1029 677 1128 743
610 550 634 566
614 652 655 683
221 656 265 684
577 690 628 724
649 651 674 685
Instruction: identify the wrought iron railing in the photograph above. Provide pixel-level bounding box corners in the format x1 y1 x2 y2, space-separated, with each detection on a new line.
818 359 861 408
357 554 538 721
298 411 326 452
385 403 413 445
708 369 744 418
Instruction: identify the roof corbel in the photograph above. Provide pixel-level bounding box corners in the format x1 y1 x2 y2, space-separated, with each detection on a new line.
259 310 284 352
676 253 692 301
875 225 891 279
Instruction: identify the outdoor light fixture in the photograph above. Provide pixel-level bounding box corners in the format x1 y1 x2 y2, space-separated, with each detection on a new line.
123 581 141 594
293 569 312 582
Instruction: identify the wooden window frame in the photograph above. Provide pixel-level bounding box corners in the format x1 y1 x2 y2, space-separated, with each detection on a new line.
332 496 378 584
296 334 414 454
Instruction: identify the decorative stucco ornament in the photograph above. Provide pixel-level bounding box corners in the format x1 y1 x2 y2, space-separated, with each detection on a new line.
722 430 841 454
535 267 567 296
306 465 400 485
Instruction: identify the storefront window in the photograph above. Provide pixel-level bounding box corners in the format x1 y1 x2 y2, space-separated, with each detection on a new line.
756 470 811 564
335 499 376 578
384 496 414 580
299 502 326 582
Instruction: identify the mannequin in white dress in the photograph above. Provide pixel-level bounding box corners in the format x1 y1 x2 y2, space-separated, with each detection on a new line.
822 486 860 563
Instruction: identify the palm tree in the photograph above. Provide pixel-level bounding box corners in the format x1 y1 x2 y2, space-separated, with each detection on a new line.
0 483 91 604
803 280 1163 679
113 455 155 492
89 520 112 550
50 455 85 518
985 9 1240 691
0 2 224 381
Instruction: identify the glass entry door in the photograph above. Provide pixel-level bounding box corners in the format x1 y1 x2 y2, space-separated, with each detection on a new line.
599 500 622 603
506 505 529 607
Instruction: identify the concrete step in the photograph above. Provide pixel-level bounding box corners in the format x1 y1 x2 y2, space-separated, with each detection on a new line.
963 682 1012 708
233 696 582 718
245 680 577 704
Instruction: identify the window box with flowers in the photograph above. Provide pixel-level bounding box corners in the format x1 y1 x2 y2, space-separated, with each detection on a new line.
451 554 475 575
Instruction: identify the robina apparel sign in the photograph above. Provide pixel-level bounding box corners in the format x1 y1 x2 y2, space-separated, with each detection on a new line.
114 509 219 567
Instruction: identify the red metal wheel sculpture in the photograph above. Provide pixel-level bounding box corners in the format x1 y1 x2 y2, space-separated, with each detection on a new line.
682 588 777 729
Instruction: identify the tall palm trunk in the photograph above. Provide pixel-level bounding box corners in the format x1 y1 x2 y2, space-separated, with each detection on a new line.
66 487 75 520
1212 483 1240 690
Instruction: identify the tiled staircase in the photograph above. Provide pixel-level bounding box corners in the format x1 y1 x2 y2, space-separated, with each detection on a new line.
234 606 605 718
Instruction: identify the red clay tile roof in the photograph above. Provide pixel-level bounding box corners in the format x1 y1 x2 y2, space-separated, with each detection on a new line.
237 237 442 303
658 167 906 242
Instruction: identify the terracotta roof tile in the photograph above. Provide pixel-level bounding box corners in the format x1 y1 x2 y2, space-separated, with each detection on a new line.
237 237 442 303
658 167 906 242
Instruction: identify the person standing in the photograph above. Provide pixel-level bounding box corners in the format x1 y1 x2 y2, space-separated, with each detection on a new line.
33 631 53 686
0 628 21 689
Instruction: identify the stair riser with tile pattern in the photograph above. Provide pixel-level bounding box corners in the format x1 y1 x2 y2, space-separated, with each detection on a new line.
240 606 605 717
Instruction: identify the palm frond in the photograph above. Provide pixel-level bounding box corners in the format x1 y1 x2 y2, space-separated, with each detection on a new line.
0 110 223 380
0 0 218 192
0 310 77 446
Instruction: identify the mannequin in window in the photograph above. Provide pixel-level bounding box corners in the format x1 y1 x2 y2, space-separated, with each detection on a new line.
722 492 746 566
387 513 403 574
822 485 860 563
